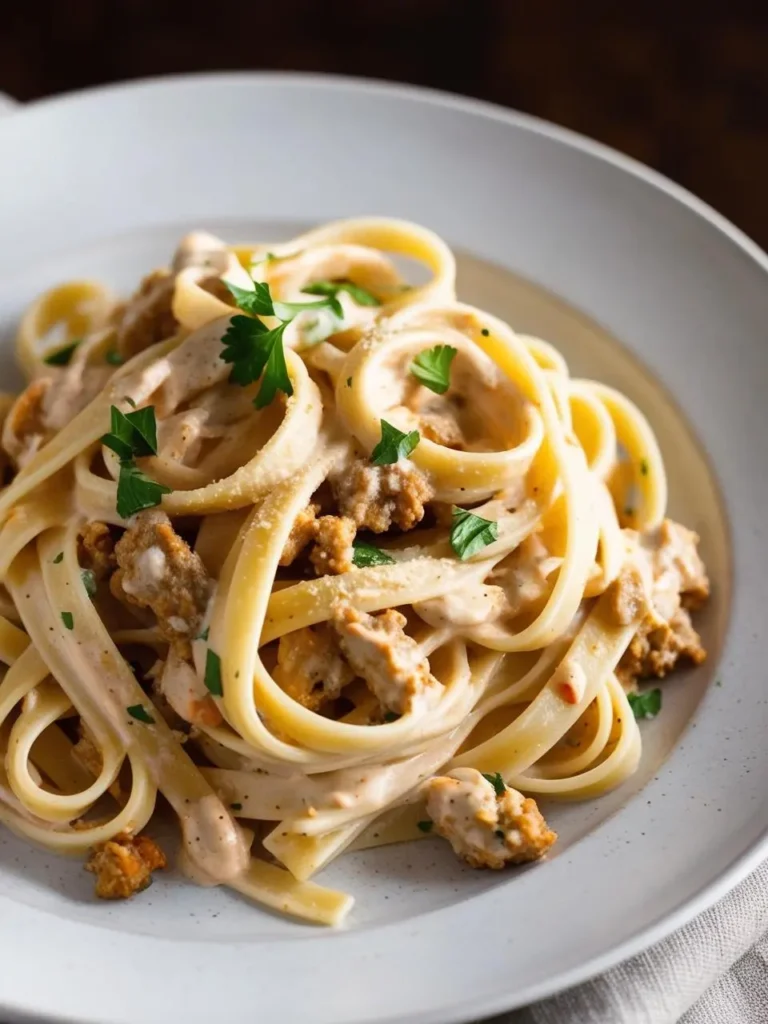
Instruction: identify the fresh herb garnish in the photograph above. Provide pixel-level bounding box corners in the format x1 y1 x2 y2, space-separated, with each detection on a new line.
44 340 80 366
222 278 345 406
346 376 353 387
204 649 223 697
627 688 662 720
352 539 396 568
230 802 243 811
480 328 490 337
450 507 499 560
640 459 649 476
81 569 97 599
115 461 171 519
383 711 399 723
53 551 64 564
60 611 74 630
101 405 171 518
302 279 381 308
105 350 124 366
482 772 506 797
715 679 723 687
127 704 155 724
196 626 210 642
370 419 420 465
417 820 433 833
410 344 457 395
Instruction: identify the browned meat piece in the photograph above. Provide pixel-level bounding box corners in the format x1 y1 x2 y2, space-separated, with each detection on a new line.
115 270 178 359
424 768 556 869
279 503 319 566
310 515 356 575
1 378 51 467
418 410 465 449
85 832 167 899
272 624 355 711
620 608 707 684
333 603 441 715
332 459 432 533
78 522 117 582
603 564 649 627
110 510 211 643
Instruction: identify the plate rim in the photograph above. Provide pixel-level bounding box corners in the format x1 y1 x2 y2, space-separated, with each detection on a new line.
0 71 766 1024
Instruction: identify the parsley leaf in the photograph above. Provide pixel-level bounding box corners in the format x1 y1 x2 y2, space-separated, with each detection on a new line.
450 507 499 560
204 649 223 697
302 279 381 308
224 279 276 318
44 340 80 366
410 344 457 395
482 772 506 797
230 802 243 811
61 611 74 630
417 820 433 833
627 688 662 720
383 711 399 723
53 551 64 564
273 295 344 321
640 458 649 476
105 350 123 366
101 405 160 460
220 316 294 407
81 569 97 599
127 704 155 724
116 461 171 519
352 539 396 568
371 420 420 465
196 626 210 642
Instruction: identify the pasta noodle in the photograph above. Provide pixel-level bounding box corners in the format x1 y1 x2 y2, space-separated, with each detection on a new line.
0 218 709 925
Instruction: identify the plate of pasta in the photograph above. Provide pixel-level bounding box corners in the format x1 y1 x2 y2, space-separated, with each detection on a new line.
0 73 763 1024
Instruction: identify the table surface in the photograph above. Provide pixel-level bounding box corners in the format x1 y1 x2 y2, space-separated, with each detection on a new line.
1 2 765 247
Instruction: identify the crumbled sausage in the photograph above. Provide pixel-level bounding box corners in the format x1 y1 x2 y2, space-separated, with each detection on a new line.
111 510 211 643
418 410 465 449
333 603 441 715
272 624 355 711
332 459 432 533
310 515 356 575
618 519 709 686
424 767 556 869
85 832 167 899
279 503 319 566
1 378 51 468
603 564 649 627
78 522 117 582
115 270 178 359
71 722 103 779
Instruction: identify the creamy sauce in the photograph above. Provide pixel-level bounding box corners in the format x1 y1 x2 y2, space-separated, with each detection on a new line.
178 793 251 886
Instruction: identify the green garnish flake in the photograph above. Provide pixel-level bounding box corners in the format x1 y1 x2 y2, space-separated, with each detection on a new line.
81 569 97 599
715 679 722 687
53 552 64 565
371 419 420 465
495 829 505 840
196 626 210 642
230 802 243 811
410 344 457 395
482 772 506 797
383 711 399 723
627 688 662 720
101 405 171 518
480 328 490 337
346 376 353 387
624 506 635 517
43 340 80 366
640 459 649 476
127 704 155 724
352 539 396 568
105 349 124 366
204 649 223 697
450 507 499 560
417 820 433 833
302 279 381 308
60 611 74 630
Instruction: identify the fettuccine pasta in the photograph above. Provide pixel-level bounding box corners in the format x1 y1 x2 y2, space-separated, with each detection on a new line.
0 218 709 925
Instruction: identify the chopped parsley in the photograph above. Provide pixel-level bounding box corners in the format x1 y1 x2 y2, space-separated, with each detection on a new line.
43 340 80 366
230 802 243 811
480 328 490 337
346 376 353 387
383 711 399 723
204 649 223 697
53 551 64 564
196 626 210 642
60 611 74 630
627 688 662 720
81 569 97 599
352 539 396 568
105 350 124 366
222 278 344 407
450 507 499 560
715 679 723 687
624 506 635 517
417 820 433 833
640 459 649 476
126 704 155 724
410 344 457 395
101 405 171 518
302 279 381 308
482 772 506 797
370 419 420 465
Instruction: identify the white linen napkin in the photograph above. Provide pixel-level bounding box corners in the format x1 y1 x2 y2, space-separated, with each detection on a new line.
486 857 768 1024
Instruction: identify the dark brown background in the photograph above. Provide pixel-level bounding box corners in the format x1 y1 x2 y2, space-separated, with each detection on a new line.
2 1 767 244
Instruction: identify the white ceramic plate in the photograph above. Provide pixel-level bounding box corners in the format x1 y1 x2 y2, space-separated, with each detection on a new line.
0 74 765 1024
